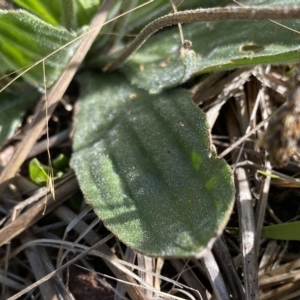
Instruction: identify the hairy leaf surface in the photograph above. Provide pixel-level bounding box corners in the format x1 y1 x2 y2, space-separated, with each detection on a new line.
71 72 235 257
121 0 300 93
0 9 82 87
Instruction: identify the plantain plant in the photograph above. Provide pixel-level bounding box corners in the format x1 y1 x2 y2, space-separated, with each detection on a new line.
1 0 299 257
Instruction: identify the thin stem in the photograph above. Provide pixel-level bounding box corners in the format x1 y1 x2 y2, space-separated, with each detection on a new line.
170 0 184 44
61 0 76 30
106 6 300 71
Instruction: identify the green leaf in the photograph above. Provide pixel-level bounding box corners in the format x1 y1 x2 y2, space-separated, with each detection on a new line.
71 72 235 257
121 0 300 93
13 0 62 26
74 0 102 27
87 0 231 68
52 153 69 170
0 84 38 148
29 158 52 185
12 0 103 28
0 9 83 87
60 0 77 31
29 157 63 185
262 222 300 241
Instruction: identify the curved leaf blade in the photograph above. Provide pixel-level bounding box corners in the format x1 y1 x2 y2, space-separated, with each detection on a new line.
121 0 300 93
262 222 300 241
13 0 62 26
71 72 235 257
0 9 83 87
0 84 38 148
74 0 102 26
12 0 103 28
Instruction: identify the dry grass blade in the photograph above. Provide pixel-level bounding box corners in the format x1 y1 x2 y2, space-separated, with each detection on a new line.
213 238 245 300
235 167 258 300
53 206 147 300
201 250 230 300
255 161 272 255
225 97 258 299
0 172 78 247
0 0 113 196
20 230 67 300
27 128 71 159
170 260 208 300
136 253 155 298
114 248 136 300
6 237 115 300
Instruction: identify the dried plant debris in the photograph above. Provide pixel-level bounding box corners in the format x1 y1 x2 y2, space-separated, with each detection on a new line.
261 87 300 167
